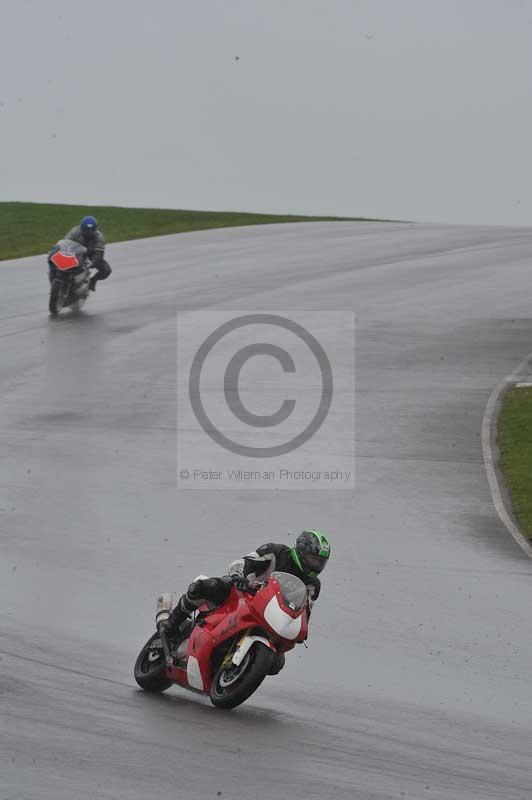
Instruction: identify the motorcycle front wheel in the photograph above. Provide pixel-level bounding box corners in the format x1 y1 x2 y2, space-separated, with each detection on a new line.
134 632 172 693
210 643 274 709
49 279 66 316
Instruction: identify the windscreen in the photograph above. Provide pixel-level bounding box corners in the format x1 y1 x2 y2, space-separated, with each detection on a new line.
272 571 307 611
56 239 87 259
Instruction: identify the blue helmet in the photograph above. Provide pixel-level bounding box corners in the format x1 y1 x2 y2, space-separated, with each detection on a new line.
80 215 98 236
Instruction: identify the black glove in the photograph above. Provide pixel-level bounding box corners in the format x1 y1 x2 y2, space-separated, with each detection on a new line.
230 574 249 592
306 576 321 601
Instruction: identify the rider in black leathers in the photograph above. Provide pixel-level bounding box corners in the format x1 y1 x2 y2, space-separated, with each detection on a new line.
160 531 331 639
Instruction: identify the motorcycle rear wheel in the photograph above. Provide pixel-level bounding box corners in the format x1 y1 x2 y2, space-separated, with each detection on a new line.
210 643 274 709
134 632 172 693
49 280 66 316
71 295 87 312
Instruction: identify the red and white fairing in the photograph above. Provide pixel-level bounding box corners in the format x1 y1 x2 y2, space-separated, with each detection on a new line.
166 572 309 693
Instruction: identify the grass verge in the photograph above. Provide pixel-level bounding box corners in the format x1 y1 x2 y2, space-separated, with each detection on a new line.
0 202 382 261
498 386 532 538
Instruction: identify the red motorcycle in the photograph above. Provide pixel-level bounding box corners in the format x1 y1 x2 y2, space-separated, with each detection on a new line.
134 572 309 709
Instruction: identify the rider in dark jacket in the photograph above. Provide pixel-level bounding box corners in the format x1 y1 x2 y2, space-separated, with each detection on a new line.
49 216 112 291
159 531 331 637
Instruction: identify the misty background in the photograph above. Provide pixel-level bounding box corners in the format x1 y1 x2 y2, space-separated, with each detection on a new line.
1 0 531 225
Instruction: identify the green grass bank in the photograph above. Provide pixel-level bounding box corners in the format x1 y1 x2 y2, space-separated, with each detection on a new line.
498 386 532 539
0 202 379 261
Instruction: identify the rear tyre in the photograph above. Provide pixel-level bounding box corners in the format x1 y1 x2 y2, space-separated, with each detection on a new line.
134 632 172 693
210 643 274 709
49 280 66 316
71 296 87 313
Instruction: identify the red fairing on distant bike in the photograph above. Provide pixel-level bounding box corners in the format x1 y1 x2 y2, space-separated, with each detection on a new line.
50 250 81 270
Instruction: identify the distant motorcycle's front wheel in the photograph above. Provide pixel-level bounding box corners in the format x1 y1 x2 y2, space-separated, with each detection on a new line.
49 279 66 316
210 643 274 709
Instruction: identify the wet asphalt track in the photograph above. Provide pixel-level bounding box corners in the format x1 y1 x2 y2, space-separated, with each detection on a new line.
2 222 532 799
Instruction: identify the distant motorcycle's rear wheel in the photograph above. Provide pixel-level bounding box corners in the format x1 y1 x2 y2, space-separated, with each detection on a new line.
134 632 172 693
49 280 66 316
71 295 87 312
210 643 274 709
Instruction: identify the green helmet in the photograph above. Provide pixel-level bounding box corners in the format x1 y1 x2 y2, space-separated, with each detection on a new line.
291 530 331 577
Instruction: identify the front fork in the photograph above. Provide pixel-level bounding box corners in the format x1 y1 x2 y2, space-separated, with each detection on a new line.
49 266 71 292
158 626 174 669
229 632 276 667
48 263 86 297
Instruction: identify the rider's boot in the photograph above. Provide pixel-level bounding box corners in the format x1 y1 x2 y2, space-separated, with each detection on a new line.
158 596 197 665
89 275 97 292
160 594 196 638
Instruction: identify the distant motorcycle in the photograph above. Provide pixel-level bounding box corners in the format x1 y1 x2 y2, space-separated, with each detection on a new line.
48 239 92 316
134 572 310 709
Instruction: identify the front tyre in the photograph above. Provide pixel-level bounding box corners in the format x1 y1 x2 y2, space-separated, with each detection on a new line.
134 632 172 693
49 280 66 316
210 643 274 709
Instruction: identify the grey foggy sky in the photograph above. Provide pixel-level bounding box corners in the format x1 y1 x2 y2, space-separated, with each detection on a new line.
1 0 531 225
